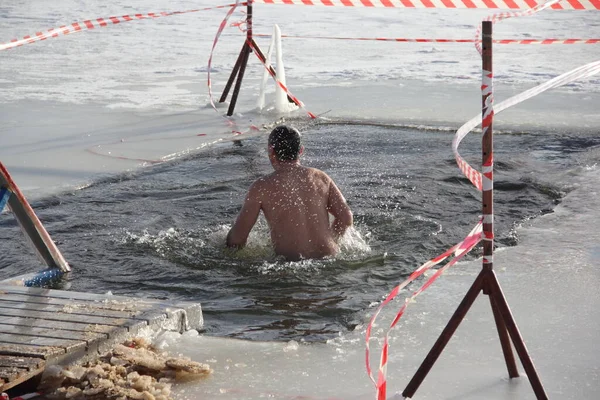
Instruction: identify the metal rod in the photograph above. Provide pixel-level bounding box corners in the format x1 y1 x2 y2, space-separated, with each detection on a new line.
489 291 520 378
219 44 246 104
481 19 519 382
227 44 250 116
0 163 70 272
481 21 494 276
402 271 485 398
487 273 549 399
220 1 253 109
247 0 253 44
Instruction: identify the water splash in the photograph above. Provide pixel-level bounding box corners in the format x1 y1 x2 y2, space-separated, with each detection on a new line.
337 226 372 258
122 227 206 259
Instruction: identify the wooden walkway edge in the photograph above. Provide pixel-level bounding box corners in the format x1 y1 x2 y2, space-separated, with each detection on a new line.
0 284 203 392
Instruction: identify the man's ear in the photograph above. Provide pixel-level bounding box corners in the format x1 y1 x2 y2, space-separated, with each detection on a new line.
299 146 305 156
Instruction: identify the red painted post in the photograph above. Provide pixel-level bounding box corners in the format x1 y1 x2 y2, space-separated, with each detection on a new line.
481 21 494 274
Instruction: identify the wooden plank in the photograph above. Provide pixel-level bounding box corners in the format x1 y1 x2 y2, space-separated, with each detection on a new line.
0 316 126 338
0 285 153 305
0 292 154 313
0 366 28 382
0 308 148 342
0 333 85 354
0 285 187 317
0 355 44 371
0 324 107 343
0 306 134 327
0 299 147 319
0 365 34 392
0 286 204 392
0 286 203 329
0 363 44 392
0 344 64 359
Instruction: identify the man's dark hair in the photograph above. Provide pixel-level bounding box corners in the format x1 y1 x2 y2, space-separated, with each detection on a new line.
268 125 302 161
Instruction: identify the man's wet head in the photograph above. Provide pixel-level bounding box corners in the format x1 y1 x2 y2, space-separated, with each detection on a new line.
268 125 303 162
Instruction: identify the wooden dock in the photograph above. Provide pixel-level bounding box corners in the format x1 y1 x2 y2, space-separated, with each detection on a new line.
0 284 203 393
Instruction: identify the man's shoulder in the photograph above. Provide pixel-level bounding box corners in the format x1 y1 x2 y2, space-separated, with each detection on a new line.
250 176 269 189
249 174 276 192
306 167 332 182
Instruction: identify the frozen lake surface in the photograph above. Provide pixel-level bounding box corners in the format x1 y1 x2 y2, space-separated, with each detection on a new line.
1 1 599 399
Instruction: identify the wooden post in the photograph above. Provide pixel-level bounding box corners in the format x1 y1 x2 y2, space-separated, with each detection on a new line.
0 162 70 273
402 21 548 399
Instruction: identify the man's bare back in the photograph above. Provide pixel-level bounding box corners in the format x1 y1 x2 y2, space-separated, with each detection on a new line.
226 125 353 261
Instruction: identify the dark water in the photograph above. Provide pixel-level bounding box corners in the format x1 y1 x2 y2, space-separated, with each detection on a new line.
1 123 596 341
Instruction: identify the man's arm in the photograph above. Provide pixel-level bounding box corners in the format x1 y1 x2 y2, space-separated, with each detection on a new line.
327 178 353 239
227 183 262 248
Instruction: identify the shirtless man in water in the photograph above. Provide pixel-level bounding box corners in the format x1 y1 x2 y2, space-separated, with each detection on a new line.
226 125 353 260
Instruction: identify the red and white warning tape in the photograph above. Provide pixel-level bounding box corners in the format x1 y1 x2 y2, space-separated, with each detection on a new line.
452 0 599 189
474 0 564 54
493 38 600 44
253 0 600 10
285 34 600 44
453 58 600 191
0 4 246 52
254 33 600 44
365 221 483 399
207 0 244 113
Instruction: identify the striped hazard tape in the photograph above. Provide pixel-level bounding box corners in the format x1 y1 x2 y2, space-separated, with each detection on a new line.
366 221 483 399
254 33 600 44
474 0 565 53
253 0 600 10
0 4 247 52
452 58 600 191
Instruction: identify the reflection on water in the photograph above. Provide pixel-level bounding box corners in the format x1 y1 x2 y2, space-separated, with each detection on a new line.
0 123 591 341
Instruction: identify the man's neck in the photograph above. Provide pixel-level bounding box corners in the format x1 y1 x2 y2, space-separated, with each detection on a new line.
273 160 301 172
